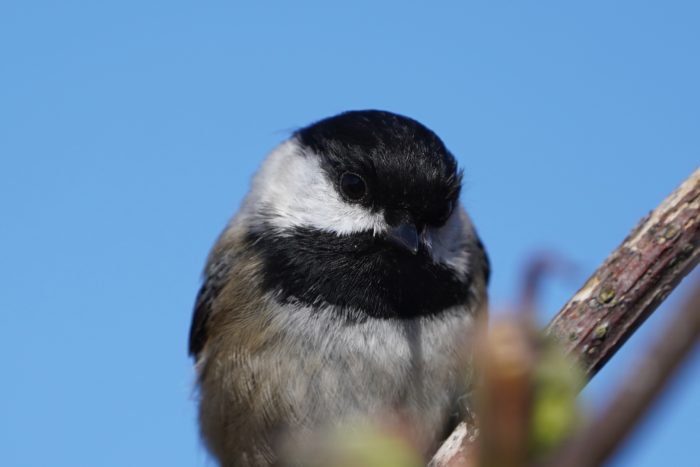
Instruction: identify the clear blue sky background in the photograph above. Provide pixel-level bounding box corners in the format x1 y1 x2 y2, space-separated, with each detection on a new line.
1 2 698 466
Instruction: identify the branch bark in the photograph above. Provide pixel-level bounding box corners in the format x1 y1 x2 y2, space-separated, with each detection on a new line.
546 278 700 467
546 167 700 376
429 166 700 467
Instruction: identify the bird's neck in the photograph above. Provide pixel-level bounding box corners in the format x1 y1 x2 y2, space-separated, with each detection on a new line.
246 226 472 320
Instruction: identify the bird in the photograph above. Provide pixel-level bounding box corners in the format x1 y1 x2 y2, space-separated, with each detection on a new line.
189 110 490 467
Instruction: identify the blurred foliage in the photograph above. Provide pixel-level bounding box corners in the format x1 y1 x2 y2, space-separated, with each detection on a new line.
530 334 585 458
284 422 423 467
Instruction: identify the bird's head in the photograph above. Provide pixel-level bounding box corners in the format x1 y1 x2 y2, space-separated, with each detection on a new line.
234 110 486 318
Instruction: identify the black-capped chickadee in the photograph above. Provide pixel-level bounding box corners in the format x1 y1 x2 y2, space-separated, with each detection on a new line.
189 110 490 467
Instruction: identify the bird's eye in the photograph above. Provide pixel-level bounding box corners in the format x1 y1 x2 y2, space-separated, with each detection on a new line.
339 172 367 201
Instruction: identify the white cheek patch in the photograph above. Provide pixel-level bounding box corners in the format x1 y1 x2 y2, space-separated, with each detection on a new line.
426 207 472 279
239 140 387 236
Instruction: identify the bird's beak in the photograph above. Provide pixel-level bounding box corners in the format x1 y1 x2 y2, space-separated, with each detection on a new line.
386 223 420 255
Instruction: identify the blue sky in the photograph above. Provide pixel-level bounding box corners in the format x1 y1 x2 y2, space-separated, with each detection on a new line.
1 1 698 466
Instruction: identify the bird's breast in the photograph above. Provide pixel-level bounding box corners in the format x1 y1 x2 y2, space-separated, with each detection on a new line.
246 299 475 447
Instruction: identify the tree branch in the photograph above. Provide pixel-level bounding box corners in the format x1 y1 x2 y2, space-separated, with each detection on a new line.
546 278 700 467
429 166 700 467
546 167 700 376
